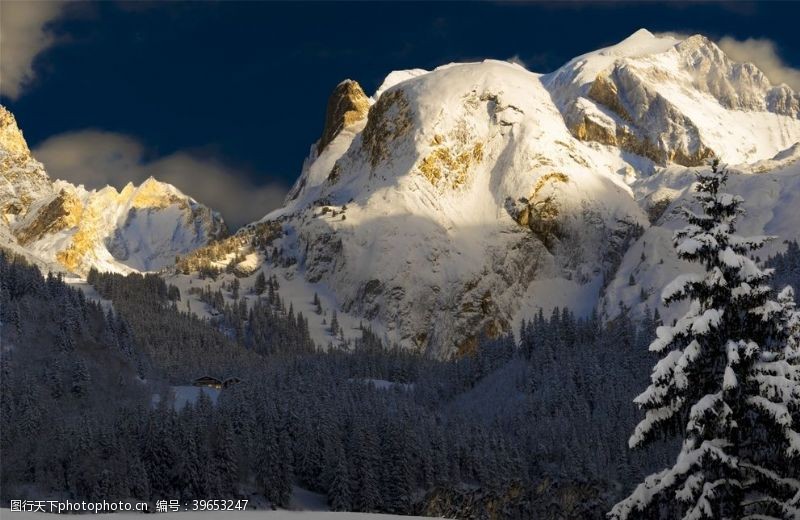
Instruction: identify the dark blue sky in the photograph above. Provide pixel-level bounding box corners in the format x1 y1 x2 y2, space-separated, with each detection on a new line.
4 1 800 194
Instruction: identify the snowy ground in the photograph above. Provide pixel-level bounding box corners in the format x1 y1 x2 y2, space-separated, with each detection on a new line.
1 509 438 519
172 385 221 407
348 378 414 392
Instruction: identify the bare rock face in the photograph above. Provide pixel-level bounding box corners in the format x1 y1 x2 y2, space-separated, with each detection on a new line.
15 188 83 245
317 80 370 154
580 67 717 166
361 88 412 169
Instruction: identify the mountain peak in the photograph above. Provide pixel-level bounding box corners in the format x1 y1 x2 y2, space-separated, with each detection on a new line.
674 33 729 63
0 105 31 158
618 28 657 46
129 176 184 209
317 79 370 154
1 106 52 234
594 28 679 60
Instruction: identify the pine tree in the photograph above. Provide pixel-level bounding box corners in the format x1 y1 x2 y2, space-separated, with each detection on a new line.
10 303 22 336
215 425 238 497
177 424 204 500
328 456 352 511
352 424 380 512
330 310 339 336
230 278 240 300
46 361 63 399
127 455 151 501
71 359 90 398
254 271 267 295
610 161 800 519
273 426 294 507
382 422 412 514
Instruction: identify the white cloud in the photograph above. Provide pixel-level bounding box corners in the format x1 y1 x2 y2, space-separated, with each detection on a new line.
654 31 690 41
717 37 800 91
33 130 288 229
506 55 527 69
0 1 67 99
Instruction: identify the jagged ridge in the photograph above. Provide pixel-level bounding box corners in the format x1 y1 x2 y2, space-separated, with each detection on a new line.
0 105 228 275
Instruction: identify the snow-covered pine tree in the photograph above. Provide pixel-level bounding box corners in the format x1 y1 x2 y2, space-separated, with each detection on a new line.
214 424 238 497
610 161 800 519
254 271 267 295
231 278 240 300
351 421 380 512
330 310 339 336
328 455 353 511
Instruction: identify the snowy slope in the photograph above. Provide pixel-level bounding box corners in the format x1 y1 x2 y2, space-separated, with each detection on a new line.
169 29 800 357
0 105 227 275
166 254 368 350
603 146 800 324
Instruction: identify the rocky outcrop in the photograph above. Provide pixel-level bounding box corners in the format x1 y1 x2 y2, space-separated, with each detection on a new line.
361 88 413 168
418 139 484 189
317 80 370 154
0 107 31 158
577 67 717 166
15 188 82 245
506 172 570 248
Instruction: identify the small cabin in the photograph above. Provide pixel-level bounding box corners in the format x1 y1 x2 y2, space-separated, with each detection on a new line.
222 377 244 389
193 376 223 389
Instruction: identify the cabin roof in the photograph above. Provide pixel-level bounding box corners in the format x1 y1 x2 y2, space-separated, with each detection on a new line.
192 376 244 387
194 375 222 383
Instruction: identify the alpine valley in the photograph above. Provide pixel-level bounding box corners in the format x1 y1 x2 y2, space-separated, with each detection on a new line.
3 29 800 357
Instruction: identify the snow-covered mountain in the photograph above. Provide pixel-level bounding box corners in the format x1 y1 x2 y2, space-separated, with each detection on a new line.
167 29 800 357
0 106 227 275
8 29 799 357
545 29 799 166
